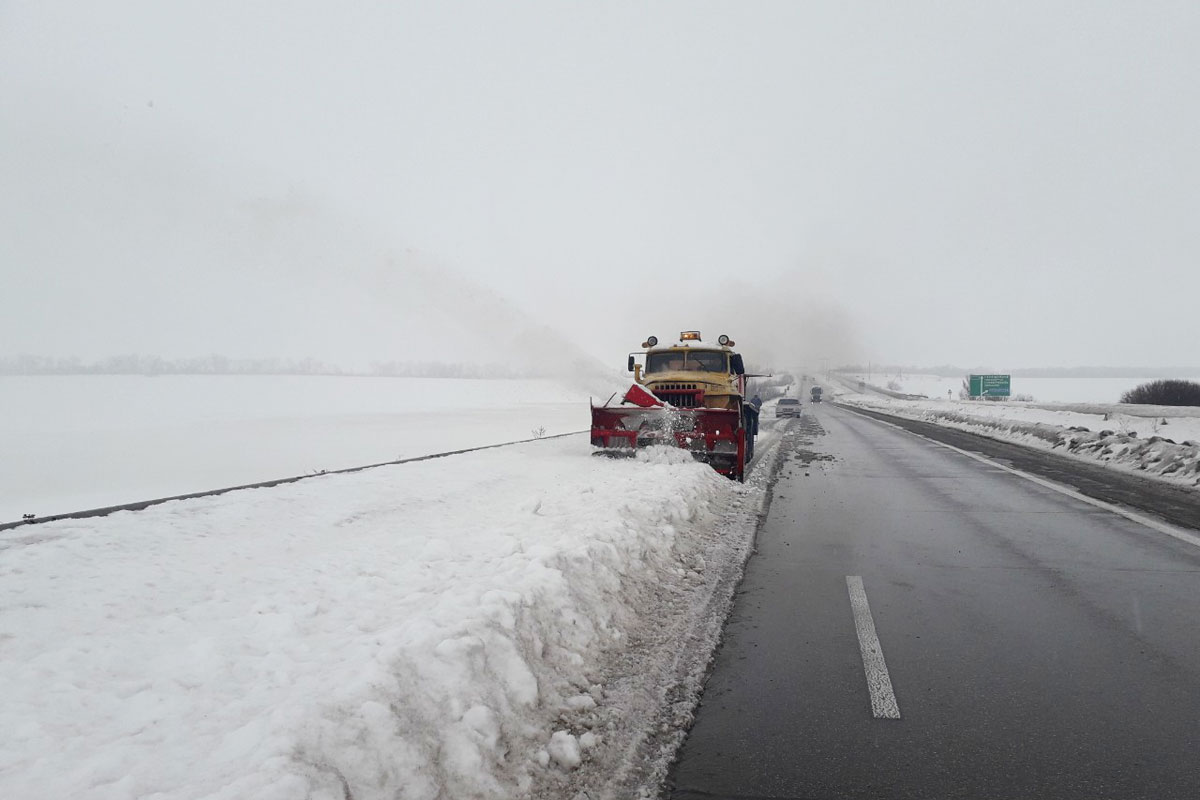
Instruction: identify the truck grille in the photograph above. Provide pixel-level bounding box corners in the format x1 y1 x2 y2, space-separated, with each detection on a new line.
653 384 703 408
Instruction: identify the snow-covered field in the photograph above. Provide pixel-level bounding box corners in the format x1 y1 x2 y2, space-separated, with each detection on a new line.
0 375 595 523
1 376 793 799
828 376 1200 489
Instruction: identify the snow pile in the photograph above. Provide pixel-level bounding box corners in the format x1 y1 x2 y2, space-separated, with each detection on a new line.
634 445 699 467
0 436 759 799
834 389 1200 488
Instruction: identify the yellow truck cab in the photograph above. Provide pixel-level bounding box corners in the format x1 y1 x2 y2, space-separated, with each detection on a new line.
632 332 748 412
593 331 759 480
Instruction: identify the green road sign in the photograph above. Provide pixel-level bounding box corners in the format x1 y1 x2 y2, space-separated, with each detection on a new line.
968 374 1011 397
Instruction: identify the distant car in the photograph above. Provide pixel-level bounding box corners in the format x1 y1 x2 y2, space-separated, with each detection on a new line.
775 398 802 417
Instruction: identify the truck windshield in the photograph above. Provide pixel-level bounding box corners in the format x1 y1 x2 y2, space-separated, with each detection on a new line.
645 351 728 373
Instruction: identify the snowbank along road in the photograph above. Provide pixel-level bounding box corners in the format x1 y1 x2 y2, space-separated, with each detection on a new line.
0 414 794 800
832 377 1200 492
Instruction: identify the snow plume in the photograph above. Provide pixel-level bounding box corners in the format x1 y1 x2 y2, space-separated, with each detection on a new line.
623 272 866 373
4 124 614 389
195 189 618 386
353 248 622 395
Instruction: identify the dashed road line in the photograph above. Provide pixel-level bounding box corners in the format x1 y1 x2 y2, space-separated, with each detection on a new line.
846 575 901 720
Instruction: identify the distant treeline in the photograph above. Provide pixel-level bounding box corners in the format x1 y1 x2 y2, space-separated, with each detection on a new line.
0 355 550 379
836 364 1200 379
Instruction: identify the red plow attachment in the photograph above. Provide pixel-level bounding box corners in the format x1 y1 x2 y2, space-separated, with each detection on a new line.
590 394 748 480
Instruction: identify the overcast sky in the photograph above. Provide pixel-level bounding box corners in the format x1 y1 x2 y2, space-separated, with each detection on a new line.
3 1 1198 371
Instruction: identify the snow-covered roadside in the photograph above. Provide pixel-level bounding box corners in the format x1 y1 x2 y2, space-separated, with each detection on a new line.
0 434 777 800
567 414 787 800
831 386 1200 489
835 372 1200 405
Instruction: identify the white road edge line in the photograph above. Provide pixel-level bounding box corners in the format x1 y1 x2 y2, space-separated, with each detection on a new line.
847 407 1200 551
846 575 901 720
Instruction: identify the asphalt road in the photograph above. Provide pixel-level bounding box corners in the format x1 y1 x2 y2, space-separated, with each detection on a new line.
667 403 1200 800
842 405 1200 534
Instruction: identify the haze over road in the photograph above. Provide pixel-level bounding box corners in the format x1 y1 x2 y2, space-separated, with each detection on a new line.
669 403 1200 800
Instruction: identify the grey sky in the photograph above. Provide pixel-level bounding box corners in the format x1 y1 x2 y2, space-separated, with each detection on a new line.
3 1 1198 371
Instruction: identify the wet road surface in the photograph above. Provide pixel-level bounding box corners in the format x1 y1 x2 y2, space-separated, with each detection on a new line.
667 403 1200 800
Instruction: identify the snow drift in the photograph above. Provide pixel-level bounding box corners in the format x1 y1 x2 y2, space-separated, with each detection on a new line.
0 435 770 799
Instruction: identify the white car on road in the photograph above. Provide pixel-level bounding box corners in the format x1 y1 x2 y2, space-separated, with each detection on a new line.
775 398 802 418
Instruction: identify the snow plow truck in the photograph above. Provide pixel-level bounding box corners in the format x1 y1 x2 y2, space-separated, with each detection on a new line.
590 331 760 481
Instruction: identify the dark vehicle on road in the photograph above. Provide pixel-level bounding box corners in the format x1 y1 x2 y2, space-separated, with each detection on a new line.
810 386 823 403
775 398 802 418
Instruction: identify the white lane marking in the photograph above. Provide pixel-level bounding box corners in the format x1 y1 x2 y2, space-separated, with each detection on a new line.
846 575 901 719
845 408 1200 551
